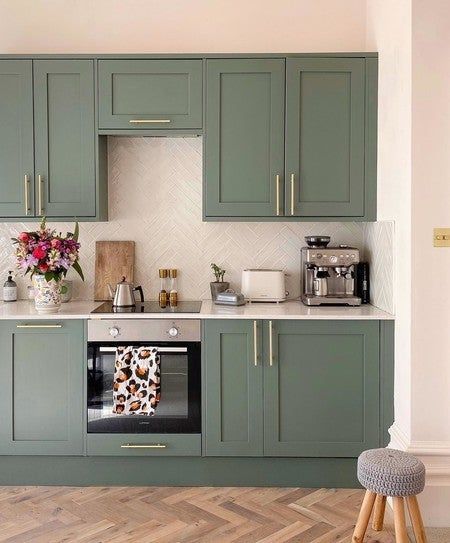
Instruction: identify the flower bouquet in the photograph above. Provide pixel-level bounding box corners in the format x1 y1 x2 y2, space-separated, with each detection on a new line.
12 219 84 313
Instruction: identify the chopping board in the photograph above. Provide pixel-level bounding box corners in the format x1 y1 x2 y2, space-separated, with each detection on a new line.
94 241 135 301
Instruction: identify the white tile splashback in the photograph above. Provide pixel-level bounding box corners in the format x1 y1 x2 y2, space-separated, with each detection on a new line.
0 137 393 310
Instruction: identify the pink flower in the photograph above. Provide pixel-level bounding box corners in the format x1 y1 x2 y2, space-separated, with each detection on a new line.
18 232 29 243
51 239 61 249
38 263 49 273
33 247 47 260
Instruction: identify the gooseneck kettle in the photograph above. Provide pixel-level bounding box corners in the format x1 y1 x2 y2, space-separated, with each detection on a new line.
107 277 144 307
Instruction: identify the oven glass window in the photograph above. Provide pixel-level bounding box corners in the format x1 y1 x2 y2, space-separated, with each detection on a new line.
87 344 200 433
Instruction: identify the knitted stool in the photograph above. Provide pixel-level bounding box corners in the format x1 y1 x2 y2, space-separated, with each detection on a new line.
352 448 427 543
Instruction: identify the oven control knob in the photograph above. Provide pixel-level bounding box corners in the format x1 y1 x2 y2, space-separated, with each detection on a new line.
168 326 179 338
330 255 338 264
109 326 120 338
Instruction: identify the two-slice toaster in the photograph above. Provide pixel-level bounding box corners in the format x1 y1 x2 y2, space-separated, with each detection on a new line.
241 269 287 302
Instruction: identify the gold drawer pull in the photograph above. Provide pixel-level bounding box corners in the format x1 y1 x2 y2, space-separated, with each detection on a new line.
121 443 167 449
275 175 281 216
253 320 258 366
24 175 30 215
269 320 274 366
129 119 171 124
38 174 44 216
290 173 295 216
16 324 63 329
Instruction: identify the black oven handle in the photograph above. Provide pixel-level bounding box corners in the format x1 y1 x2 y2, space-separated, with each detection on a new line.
97 346 188 354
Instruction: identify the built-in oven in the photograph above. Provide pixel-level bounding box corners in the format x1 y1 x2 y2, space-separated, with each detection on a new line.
87 319 201 434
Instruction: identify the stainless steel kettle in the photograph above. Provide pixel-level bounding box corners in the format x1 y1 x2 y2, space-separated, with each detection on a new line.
107 277 144 307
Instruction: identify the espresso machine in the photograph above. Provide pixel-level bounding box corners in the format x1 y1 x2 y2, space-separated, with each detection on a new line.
301 236 361 306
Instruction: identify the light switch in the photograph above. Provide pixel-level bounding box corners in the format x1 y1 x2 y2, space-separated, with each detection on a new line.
433 228 450 247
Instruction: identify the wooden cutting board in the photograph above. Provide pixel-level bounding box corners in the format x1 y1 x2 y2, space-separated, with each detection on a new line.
94 241 135 301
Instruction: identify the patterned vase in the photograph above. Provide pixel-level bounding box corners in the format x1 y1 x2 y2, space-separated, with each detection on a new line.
33 274 62 314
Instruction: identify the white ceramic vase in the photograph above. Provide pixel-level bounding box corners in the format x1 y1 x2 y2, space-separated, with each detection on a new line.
33 274 62 313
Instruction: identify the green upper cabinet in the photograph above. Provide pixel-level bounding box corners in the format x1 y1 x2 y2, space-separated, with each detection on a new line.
33 60 96 218
0 61 34 218
98 60 203 130
285 58 365 217
263 320 380 457
204 59 285 217
204 320 263 456
0 320 84 455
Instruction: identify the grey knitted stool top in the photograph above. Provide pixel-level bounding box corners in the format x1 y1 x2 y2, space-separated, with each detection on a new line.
357 448 426 497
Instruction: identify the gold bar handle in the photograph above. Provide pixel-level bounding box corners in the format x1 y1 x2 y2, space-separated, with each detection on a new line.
24 175 30 215
275 175 281 216
290 173 295 216
16 324 63 329
253 320 258 366
120 443 167 449
269 320 274 366
129 119 171 124
38 174 44 216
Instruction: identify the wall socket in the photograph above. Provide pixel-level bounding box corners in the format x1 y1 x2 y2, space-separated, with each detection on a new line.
433 228 450 247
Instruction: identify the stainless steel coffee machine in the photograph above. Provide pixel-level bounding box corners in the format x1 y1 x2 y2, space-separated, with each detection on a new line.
301 236 361 306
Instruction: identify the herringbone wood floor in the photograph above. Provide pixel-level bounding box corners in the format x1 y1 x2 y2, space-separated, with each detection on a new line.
0 487 396 543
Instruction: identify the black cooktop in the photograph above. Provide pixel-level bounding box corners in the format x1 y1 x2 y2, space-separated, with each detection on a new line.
91 301 202 314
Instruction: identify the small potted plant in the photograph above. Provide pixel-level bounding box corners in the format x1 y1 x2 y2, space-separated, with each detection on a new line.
210 263 229 301
12 218 84 313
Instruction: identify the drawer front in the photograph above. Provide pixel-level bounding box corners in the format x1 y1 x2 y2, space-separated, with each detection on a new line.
98 60 203 129
87 434 201 456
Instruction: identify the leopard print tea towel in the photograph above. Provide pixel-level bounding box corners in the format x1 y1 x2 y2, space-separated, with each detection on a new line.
113 346 161 415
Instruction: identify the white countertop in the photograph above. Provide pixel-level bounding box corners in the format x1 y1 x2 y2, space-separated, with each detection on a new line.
0 300 394 320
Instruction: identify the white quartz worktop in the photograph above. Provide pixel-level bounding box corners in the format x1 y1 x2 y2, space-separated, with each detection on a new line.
0 300 394 320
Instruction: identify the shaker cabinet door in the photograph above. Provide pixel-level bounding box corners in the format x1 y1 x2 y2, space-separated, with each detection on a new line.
285 58 365 217
263 320 380 457
98 60 203 130
204 320 263 456
0 61 34 218
204 59 285 218
0 320 84 455
33 60 96 217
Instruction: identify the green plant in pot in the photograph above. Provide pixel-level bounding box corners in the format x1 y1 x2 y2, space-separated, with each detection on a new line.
210 263 229 301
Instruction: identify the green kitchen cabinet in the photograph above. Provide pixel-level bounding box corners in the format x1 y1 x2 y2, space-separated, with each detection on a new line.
0 61 34 217
285 58 366 217
204 59 285 217
204 319 382 458
263 320 380 457
33 60 96 218
204 320 264 456
0 320 84 455
98 60 203 130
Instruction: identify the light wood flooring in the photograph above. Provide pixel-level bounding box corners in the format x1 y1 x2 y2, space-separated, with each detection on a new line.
0 486 397 543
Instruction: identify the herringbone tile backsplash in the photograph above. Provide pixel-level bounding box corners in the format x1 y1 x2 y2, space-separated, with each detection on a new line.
0 138 394 312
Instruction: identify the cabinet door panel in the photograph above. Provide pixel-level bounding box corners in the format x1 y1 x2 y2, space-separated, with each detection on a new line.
0 320 84 455
98 60 202 129
264 320 379 457
205 59 285 217
204 320 263 456
34 60 96 217
0 61 34 217
286 58 365 217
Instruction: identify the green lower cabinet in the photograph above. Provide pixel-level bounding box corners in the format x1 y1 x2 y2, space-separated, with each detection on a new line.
204 320 263 456
204 319 382 458
263 320 380 457
0 320 84 455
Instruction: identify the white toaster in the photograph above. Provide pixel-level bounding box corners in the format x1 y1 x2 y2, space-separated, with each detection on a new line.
241 269 287 302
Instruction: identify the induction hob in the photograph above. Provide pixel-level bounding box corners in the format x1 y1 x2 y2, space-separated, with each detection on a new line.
91 301 202 314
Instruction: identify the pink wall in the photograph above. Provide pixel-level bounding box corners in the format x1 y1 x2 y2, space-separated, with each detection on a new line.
0 0 366 53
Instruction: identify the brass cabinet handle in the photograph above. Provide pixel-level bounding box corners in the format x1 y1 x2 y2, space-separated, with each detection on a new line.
253 320 258 366
16 324 63 329
275 175 281 216
120 443 167 449
129 119 171 124
268 320 274 366
24 175 30 215
290 173 295 216
38 175 44 216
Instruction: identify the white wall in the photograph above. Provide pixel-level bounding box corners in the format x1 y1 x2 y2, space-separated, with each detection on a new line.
0 0 366 53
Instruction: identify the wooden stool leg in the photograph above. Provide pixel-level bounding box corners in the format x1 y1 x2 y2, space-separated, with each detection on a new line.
393 497 409 543
372 494 387 531
407 495 428 543
352 490 377 543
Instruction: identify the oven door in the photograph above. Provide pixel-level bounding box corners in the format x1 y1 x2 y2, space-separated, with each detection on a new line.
87 341 201 434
